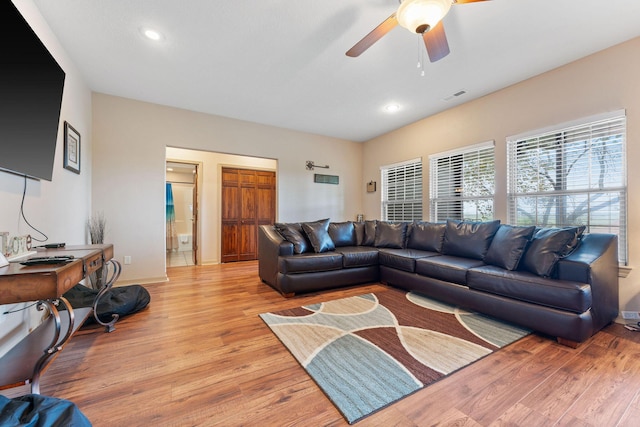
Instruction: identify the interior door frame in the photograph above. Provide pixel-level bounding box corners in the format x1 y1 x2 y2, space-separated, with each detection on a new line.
166 159 201 266
191 164 199 265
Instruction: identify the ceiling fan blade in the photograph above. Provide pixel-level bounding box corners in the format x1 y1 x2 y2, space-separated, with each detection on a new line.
423 21 450 62
454 0 490 4
346 13 398 57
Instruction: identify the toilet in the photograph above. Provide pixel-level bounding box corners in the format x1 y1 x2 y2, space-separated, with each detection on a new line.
178 234 191 252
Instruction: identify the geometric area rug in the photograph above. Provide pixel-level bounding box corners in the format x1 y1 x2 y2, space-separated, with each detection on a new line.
259 288 531 424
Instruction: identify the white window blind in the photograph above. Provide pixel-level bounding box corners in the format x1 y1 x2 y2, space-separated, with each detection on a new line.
381 158 423 221
429 141 495 222
507 111 627 263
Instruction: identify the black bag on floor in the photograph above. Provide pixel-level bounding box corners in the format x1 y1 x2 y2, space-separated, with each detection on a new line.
0 394 91 427
63 284 150 323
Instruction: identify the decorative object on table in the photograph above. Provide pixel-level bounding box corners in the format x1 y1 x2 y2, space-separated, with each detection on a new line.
3 234 36 261
87 212 107 245
0 252 8 268
260 288 530 424
87 212 107 289
0 232 8 256
63 121 81 174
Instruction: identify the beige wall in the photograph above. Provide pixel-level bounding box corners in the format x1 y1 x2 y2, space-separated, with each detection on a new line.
0 0 93 356
92 94 364 283
363 36 640 314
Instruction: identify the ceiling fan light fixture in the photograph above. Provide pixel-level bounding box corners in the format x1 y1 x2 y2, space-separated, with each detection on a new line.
397 0 452 34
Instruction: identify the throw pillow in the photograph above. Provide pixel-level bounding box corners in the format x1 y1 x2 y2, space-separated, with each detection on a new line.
301 218 335 253
406 221 446 252
328 222 357 247
362 220 377 246
374 221 408 249
442 219 501 260
274 222 309 254
520 226 586 277
484 224 536 270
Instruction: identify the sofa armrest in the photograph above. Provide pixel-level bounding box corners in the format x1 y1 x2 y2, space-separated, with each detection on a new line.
557 233 619 332
258 225 293 287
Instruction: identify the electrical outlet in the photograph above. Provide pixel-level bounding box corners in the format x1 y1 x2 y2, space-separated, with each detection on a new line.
124 255 132 265
621 311 640 320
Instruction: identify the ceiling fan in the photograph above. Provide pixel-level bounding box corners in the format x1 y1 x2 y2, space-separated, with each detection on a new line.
346 0 489 62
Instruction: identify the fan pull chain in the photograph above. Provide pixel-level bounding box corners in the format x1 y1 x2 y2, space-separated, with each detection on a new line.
417 37 426 77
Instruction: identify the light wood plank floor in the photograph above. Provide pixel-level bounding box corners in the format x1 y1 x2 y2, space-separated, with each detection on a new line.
3 261 640 426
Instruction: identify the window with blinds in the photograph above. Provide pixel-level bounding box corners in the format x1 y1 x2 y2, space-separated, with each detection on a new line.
507 111 627 263
381 158 423 221
429 142 495 222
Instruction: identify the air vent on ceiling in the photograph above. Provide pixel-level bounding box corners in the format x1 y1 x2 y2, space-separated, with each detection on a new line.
443 90 467 101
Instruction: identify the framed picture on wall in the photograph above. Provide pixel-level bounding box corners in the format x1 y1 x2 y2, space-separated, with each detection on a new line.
63 121 81 174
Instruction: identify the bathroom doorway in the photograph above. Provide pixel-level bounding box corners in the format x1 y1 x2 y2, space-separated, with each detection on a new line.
166 161 198 267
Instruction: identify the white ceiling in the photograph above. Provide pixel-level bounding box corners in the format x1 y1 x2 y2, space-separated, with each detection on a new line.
33 0 640 142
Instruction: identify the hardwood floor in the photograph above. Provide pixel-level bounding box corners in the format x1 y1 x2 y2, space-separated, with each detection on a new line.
3 261 640 426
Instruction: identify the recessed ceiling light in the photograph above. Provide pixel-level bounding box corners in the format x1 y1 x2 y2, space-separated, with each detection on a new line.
384 104 401 113
141 27 164 41
166 167 174 172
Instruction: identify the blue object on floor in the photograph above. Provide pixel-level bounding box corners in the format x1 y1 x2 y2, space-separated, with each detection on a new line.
0 394 91 427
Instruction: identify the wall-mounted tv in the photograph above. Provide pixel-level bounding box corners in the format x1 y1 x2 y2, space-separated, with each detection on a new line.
0 0 66 182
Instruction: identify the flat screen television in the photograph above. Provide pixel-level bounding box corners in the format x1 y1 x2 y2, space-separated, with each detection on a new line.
0 0 66 182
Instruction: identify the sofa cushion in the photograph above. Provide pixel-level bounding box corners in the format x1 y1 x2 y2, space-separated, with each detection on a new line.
442 219 501 260
354 222 365 245
374 221 408 249
334 246 379 268
415 255 485 285
301 218 335 253
406 222 446 252
274 222 309 254
378 248 439 273
484 225 536 271
467 265 592 313
278 252 343 274
362 220 377 246
328 222 357 247
520 226 586 277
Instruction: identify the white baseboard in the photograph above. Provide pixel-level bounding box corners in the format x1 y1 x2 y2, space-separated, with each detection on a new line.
114 276 169 287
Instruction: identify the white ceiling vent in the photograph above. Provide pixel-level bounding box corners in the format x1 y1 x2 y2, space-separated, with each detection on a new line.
443 90 467 101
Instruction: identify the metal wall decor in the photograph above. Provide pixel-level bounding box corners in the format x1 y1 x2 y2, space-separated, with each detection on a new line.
306 160 329 170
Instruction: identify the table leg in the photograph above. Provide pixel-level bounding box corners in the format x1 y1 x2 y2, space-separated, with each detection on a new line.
30 297 74 394
92 259 122 333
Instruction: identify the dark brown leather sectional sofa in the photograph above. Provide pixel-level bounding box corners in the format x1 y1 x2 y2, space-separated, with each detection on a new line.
258 219 619 346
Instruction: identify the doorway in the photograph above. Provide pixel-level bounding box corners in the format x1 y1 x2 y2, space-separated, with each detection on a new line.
166 161 198 267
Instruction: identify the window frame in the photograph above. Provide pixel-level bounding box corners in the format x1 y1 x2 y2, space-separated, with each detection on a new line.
380 158 423 221
506 110 627 264
429 141 495 222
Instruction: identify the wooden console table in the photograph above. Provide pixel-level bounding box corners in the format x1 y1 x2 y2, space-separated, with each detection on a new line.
0 244 121 393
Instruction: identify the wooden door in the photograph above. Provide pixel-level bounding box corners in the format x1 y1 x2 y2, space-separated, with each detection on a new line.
221 168 275 262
